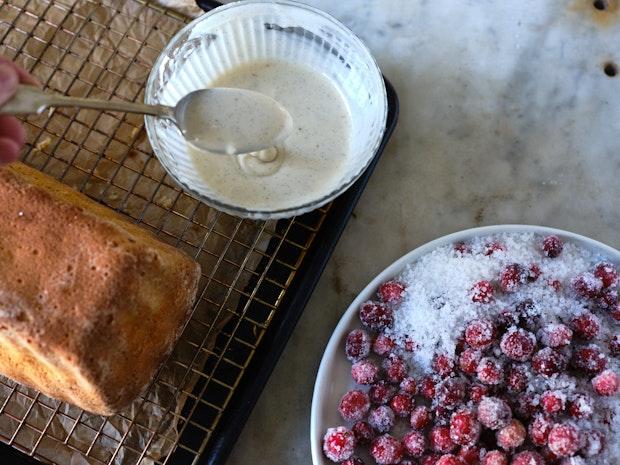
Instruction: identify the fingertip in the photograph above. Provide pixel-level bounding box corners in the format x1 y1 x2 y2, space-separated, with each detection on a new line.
0 137 21 165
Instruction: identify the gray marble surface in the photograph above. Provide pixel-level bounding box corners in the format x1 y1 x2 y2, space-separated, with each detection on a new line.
226 0 620 463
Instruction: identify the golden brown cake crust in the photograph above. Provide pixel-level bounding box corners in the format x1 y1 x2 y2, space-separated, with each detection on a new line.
0 163 201 415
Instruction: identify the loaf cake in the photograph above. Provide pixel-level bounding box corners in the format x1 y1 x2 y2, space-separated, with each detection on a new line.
0 163 201 415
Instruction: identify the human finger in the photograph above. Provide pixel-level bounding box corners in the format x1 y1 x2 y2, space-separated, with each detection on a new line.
0 57 39 86
0 137 21 165
0 115 26 147
0 63 19 106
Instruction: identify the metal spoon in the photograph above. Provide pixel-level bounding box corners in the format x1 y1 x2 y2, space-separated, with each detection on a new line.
0 85 292 155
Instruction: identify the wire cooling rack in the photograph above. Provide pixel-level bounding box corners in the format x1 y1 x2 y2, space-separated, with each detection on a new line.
0 0 399 464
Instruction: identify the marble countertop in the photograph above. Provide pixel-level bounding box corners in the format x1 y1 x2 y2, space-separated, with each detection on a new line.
226 0 620 463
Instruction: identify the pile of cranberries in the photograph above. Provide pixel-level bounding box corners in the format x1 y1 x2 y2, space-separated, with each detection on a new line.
322 235 620 465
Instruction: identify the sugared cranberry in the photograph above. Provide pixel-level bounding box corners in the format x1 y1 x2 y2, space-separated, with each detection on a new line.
323 426 355 462
352 421 373 445
506 364 528 393
499 264 527 293
571 344 607 375
528 263 542 281
435 378 467 408
514 392 539 419
598 287 618 310
433 353 456 377
542 235 563 258
572 273 603 299
371 434 404 465
378 280 406 303
581 429 605 457
500 328 536 362
429 426 456 453
469 384 489 403
422 455 442 465
540 391 566 415
477 397 512 430
449 409 481 446
459 349 482 374
567 394 593 419
436 455 465 465
339 390 370 422
511 451 545 465
570 312 600 340
465 319 496 349
529 414 553 446
548 423 581 457
496 419 526 450
594 261 618 288
360 301 394 331
400 377 417 395
471 281 494 303
609 334 620 355
368 405 395 433
345 329 371 362
549 279 562 292
369 380 397 405
389 392 413 417
496 310 520 331
421 376 437 400
538 323 573 348
458 446 480 465
410 405 432 430
342 458 364 465
403 430 426 457
383 353 408 383
610 302 620 323
532 348 568 377
540 448 561 465
351 359 380 385
476 357 504 385
481 450 507 465
485 241 505 256
454 241 471 254
404 336 418 352
592 369 620 396
373 334 396 356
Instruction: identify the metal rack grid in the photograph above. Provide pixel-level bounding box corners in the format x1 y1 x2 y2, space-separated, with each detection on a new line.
0 0 330 463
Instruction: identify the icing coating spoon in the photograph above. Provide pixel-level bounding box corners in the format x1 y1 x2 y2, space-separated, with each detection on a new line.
0 85 293 155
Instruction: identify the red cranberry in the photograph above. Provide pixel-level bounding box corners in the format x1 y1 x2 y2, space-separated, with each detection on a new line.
371 434 404 465
383 354 408 383
378 280 406 303
458 446 480 465
476 357 504 385
500 328 536 362
540 391 566 415
429 426 456 453
469 384 489 403
459 349 482 374
538 323 573 348
542 235 563 258
360 301 394 331
548 423 581 457
323 426 355 462
506 364 528 393
403 430 426 457
342 458 364 465
532 348 568 377
496 419 526 450
389 392 413 417
549 279 562 292
351 359 380 385
594 261 618 288
567 394 593 419
529 414 553 446
592 369 620 396
477 397 512 430
572 272 603 299
435 378 467 408
481 450 507 465
433 353 456 377
571 345 608 375
422 455 442 465
611 302 620 323
515 392 540 419
449 409 481 446
454 241 471 254
373 334 396 356
465 319 496 349
528 263 542 281
609 334 620 355
581 429 605 457
339 390 370 422
368 405 395 433
436 455 465 465
511 451 545 465
352 421 373 445
485 241 505 256
570 312 600 340
598 287 618 310
499 264 527 293
345 329 371 362
540 448 561 465
471 281 494 303
421 376 437 400
400 377 417 395
369 381 397 405
410 405 432 430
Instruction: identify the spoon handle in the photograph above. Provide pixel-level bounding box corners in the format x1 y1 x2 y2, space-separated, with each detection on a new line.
0 85 174 119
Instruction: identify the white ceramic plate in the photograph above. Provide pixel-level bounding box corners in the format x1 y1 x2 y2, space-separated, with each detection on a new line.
310 224 620 465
